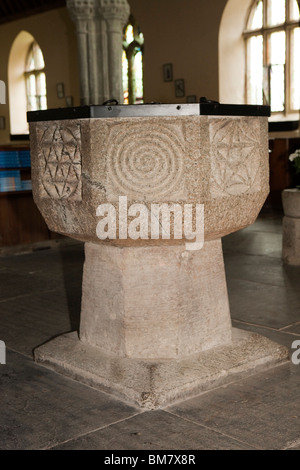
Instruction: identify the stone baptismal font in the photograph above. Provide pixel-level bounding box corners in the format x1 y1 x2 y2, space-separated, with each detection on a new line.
28 102 288 409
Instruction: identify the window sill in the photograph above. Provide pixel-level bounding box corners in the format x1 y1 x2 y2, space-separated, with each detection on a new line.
10 134 30 142
268 121 300 139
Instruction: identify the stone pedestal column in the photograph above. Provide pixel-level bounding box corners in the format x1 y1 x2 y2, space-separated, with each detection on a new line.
282 189 300 265
80 240 232 359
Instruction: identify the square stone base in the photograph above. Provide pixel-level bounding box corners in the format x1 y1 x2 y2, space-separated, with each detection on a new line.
34 328 288 409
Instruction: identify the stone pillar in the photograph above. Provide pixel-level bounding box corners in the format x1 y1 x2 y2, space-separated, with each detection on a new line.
99 17 110 102
99 0 130 103
67 0 99 105
67 0 129 105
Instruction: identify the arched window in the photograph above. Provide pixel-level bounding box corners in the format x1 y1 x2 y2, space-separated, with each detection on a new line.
8 32 47 136
122 17 144 104
25 41 47 112
244 0 300 115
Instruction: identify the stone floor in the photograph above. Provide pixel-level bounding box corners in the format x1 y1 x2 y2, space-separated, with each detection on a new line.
0 211 300 450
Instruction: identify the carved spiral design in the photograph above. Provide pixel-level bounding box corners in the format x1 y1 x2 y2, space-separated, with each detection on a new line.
107 123 184 199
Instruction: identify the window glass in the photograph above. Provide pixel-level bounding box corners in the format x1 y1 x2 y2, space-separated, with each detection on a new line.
125 25 134 44
122 50 129 105
247 35 263 104
269 31 286 111
134 50 143 104
290 27 300 109
25 41 47 112
267 0 286 26
270 64 285 111
245 0 299 114
123 19 144 104
269 30 286 65
249 0 263 29
290 0 300 20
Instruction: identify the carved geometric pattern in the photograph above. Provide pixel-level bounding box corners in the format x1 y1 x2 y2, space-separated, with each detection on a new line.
67 0 96 20
106 122 185 201
100 0 130 21
39 123 82 200
209 118 262 198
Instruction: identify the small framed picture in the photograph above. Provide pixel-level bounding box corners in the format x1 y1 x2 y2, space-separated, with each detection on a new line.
65 96 74 107
0 116 5 130
175 79 185 98
163 63 173 82
187 95 197 103
56 83 65 99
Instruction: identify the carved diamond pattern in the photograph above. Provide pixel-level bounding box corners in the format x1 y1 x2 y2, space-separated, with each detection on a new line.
40 123 82 200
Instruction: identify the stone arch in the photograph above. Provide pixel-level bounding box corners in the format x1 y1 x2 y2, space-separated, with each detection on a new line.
8 31 35 135
219 0 253 104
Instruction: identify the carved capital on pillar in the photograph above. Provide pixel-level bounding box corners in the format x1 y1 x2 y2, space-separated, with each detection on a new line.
67 0 97 22
99 0 130 25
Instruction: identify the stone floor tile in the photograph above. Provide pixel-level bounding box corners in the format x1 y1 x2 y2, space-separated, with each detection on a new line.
0 287 81 356
52 410 256 450
0 350 138 450
222 230 282 258
167 364 300 450
281 323 300 335
232 320 300 351
224 252 300 289
227 278 300 329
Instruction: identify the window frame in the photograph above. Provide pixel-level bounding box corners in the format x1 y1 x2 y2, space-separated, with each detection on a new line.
24 41 47 112
243 0 299 116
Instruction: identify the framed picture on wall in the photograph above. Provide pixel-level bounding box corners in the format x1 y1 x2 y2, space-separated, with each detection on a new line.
163 63 173 82
187 95 197 103
65 96 74 107
56 83 65 99
175 79 185 98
